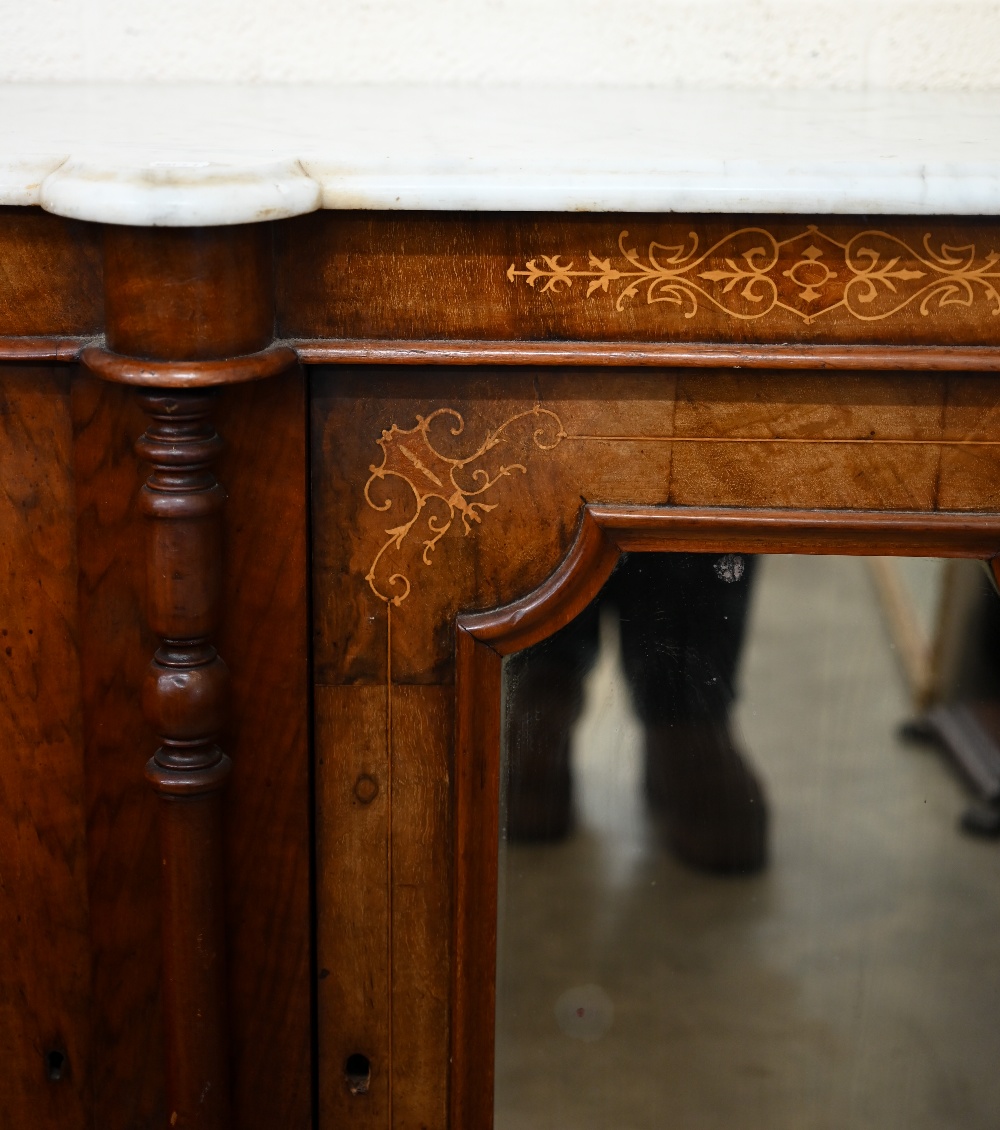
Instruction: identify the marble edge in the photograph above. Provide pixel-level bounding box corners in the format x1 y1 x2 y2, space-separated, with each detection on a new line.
2 157 1000 222
313 172 1000 216
32 156 321 226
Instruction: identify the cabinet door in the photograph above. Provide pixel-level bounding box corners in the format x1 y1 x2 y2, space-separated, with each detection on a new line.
310 363 1000 1128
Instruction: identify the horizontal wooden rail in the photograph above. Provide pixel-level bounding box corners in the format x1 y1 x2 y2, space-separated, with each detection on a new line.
6 336 1000 372
292 338 1000 371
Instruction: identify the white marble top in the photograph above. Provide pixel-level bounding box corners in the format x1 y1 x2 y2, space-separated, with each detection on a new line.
3 86 1000 225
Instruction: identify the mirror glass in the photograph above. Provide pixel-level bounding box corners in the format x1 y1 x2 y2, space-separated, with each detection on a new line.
496 552 1000 1130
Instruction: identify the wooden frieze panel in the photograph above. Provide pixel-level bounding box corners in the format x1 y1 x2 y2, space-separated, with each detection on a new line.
279 212 1000 346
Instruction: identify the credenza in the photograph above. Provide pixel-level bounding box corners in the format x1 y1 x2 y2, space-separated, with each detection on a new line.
3 86 1000 1130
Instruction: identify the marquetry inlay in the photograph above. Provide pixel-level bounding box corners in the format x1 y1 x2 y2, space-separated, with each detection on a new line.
507 226 1000 325
363 391 1000 607
364 405 566 605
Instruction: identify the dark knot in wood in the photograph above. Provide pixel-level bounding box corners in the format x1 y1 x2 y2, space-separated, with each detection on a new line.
353 774 379 805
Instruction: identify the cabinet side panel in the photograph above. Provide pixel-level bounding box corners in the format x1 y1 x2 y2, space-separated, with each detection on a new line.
72 373 166 1129
0 365 91 1127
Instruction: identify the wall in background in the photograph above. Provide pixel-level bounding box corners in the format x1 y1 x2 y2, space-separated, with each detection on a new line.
2 0 999 86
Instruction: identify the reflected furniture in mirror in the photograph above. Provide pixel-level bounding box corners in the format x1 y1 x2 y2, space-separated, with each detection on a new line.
2 88 1000 1130
478 534 1000 1130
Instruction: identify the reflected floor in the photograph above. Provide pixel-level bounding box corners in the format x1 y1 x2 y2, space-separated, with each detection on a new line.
495 555 1000 1130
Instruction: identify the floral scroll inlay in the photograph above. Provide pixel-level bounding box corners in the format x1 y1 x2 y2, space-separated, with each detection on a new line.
364 404 566 606
507 226 1000 325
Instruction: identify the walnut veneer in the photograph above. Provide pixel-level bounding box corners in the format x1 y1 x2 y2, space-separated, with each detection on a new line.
1 206 1000 1130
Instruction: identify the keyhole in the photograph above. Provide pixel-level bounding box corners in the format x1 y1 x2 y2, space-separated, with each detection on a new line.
345 1053 371 1095
46 1049 67 1082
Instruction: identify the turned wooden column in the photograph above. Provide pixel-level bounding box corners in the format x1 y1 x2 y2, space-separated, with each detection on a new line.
137 388 231 1129
83 224 294 1130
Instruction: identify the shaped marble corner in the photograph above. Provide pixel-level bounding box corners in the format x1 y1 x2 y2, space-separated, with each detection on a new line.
39 154 322 227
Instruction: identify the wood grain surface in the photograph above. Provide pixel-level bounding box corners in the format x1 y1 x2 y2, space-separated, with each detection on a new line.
315 679 451 1130
216 370 312 1130
0 208 102 337
104 225 273 362
0 365 91 1129
316 683 391 1128
72 373 166 1130
387 684 451 1130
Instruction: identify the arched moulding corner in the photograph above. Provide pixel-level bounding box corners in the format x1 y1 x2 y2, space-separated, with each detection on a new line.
449 500 1000 1130
457 508 620 658
80 342 298 388
457 503 1000 658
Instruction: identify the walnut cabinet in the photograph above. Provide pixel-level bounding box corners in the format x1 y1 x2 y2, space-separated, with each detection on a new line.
2 208 1000 1129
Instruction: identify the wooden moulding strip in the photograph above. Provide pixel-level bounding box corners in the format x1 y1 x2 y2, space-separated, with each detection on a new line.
292 338 1000 371
8 336 1000 372
0 335 97 361
450 502 1000 1130
597 506 1000 558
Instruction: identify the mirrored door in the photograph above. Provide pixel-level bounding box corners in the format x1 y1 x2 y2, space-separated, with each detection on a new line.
494 551 1000 1130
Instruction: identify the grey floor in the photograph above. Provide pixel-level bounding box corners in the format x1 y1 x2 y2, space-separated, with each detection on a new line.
495 555 1000 1130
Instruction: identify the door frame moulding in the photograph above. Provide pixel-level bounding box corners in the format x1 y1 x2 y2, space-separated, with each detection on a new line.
450 503 1000 1130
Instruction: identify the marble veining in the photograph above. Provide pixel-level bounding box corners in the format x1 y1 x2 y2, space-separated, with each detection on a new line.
2 86 1000 225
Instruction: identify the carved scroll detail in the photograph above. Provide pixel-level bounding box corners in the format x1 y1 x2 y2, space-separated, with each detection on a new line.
364 404 566 605
508 226 1000 325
